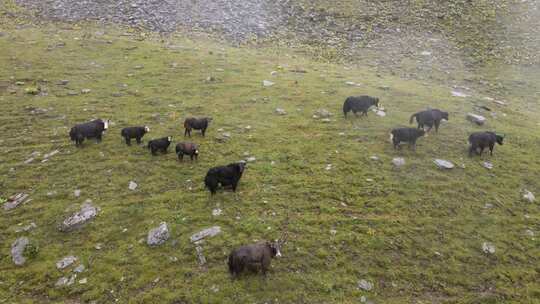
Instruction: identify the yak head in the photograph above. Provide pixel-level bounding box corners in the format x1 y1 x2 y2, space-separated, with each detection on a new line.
373 97 380 108
268 241 282 258
496 134 505 145
167 136 172 142
442 112 449 121
144 126 150 133
236 161 246 173
103 119 110 130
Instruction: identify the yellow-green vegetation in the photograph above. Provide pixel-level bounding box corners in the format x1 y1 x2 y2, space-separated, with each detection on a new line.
1 14 539 304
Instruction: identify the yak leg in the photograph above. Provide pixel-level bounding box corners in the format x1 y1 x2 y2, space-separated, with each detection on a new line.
125 137 131 146
489 143 494 155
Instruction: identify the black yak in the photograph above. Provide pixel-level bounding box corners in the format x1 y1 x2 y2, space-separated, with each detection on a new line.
468 131 504 156
390 127 425 150
228 241 282 277
175 142 199 161
204 162 245 195
121 126 150 145
147 136 172 155
69 119 109 147
184 117 212 137
343 96 380 118
409 109 449 133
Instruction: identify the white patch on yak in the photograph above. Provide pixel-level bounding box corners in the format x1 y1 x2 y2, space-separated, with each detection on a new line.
167 136 172 142
195 149 199 154
144 126 150 132
103 120 109 130
389 133 394 141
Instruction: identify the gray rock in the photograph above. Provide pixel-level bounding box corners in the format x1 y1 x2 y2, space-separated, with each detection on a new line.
55 275 76 287
147 222 170 246
275 108 287 115
128 181 138 190
81 88 91 94
74 189 81 198
56 256 78 270
4 193 30 210
314 109 331 118
11 237 30 266
212 208 222 216
525 229 535 237
482 242 496 254
370 156 380 161
392 157 405 167
195 245 206 266
483 162 493 170
78 278 88 284
74 264 85 273
466 113 486 125
60 202 99 232
374 110 386 117
523 190 535 203
434 159 454 169
263 80 274 87
15 222 37 233
246 156 256 162
451 90 469 98
358 279 373 291
190 226 221 242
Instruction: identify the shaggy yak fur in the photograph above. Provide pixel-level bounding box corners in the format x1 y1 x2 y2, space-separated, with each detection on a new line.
343 96 379 117
175 142 199 161
204 162 245 195
228 241 281 277
468 131 504 156
147 136 172 155
390 127 426 150
409 109 449 133
121 126 150 145
69 119 109 147
184 117 212 137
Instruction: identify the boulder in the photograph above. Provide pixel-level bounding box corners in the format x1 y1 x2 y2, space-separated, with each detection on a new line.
147 222 170 246
11 237 30 266
434 159 454 169
466 113 486 125
190 226 221 242
59 202 99 232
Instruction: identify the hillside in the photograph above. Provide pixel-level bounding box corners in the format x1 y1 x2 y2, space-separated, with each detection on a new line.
1 1 539 304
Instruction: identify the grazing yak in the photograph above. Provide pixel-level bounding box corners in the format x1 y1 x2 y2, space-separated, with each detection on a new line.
175 142 199 161
228 241 282 277
468 131 504 156
409 109 449 133
147 136 172 155
343 96 380 118
69 119 109 147
121 126 150 145
184 117 212 137
390 127 425 150
204 162 245 195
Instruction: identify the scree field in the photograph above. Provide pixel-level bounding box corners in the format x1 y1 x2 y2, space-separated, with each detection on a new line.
1 9 539 304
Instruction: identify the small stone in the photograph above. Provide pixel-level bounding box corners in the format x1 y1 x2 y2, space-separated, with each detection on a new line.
4 193 30 211
370 156 379 161
24 158 34 164
522 190 535 203
74 264 85 273
321 118 331 123
375 110 386 117
270 71 278 76
222 132 231 138
147 222 170 246
525 229 535 237
325 164 332 171
212 208 222 216
483 162 493 170
81 89 91 94
263 80 274 87
55 277 69 287
56 256 78 270
95 243 102 250
392 157 405 167
79 278 87 284
195 246 206 266
275 108 287 115
466 113 486 125
434 159 454 169
482 242 496 254
11 237 30 266
330 229 337 235
345 81 361 86
420 51 432 56
67 90 79 96
74 190 81 198
314 109 331 118
358 279 373 291
58 80 69 85
190 226 221 242
15 222 37 233
451 90 469 98
128 181 138 190
246 157 256 163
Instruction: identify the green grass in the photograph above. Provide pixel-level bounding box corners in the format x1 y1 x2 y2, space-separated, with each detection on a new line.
1 16 539 304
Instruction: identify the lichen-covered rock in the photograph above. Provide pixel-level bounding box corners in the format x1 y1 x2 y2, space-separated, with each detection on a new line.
56 256 78 270
11 237 30 266
147 222 170 246
60 202 99 232
190 226 221 242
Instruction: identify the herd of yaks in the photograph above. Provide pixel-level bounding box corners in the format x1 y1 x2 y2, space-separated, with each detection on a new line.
67 94 505 277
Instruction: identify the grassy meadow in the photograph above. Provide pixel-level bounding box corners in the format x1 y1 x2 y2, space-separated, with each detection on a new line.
0 15 539 304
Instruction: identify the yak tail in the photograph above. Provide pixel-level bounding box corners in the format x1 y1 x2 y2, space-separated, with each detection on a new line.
409 113 417 124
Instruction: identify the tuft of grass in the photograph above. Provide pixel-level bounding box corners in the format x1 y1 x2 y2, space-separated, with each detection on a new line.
0 15 539 304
